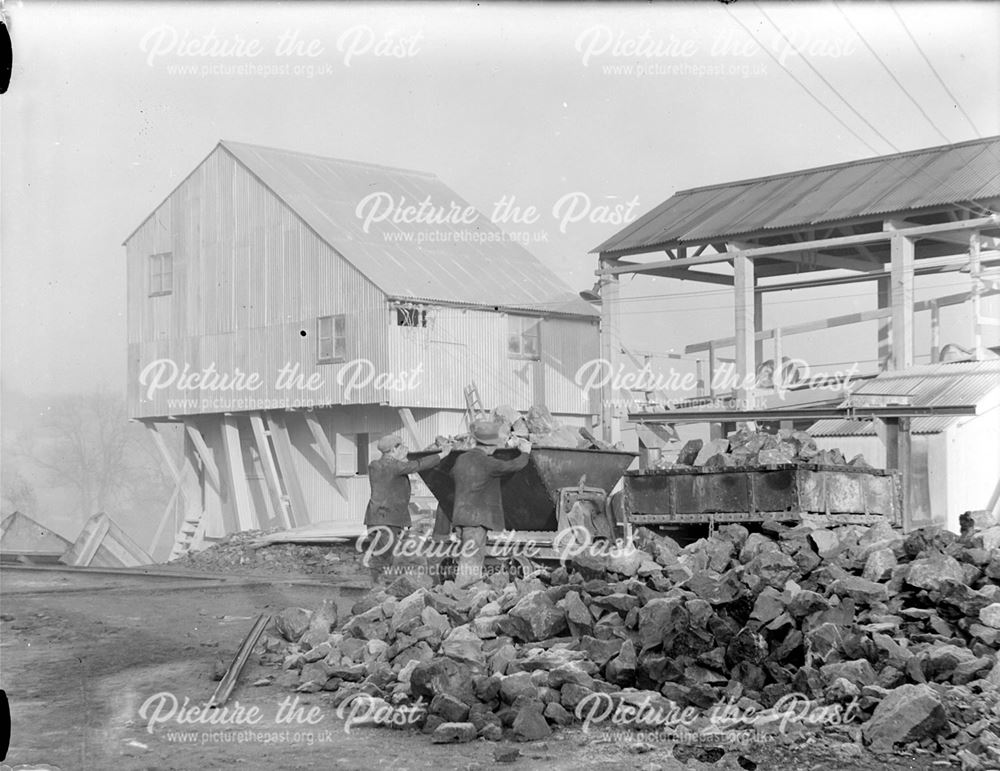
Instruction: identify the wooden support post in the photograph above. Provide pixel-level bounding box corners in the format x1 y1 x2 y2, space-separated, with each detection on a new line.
149 483 181 555
898 417 912 527
145 419 215 551
929 300 941 363
144 420 182 481
754 288 764 369
304 412 348 501
184 422 222 491
144 421 186 553
249 413 292 529
884 417 912 527
398 408 422 448
733 249 755 407
220 416 255 531
773 328 783 388
970 232 983 358
267 413 308 525
890 233 915 370
707 342 724 440
599 263 622 444
876 274 891 369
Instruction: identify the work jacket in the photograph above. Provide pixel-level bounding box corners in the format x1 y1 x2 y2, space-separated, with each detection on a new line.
365 454 442 528
451 447 530 531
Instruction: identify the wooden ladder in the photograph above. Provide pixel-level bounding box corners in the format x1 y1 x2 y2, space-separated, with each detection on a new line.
464 382 487 427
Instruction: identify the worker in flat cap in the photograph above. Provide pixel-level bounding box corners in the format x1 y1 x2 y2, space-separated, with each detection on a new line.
364 434 449 582
451 420 531 587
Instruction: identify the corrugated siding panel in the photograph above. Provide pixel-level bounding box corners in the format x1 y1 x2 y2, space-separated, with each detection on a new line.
127 146 389 419
126 145 600 420
379 308 597 414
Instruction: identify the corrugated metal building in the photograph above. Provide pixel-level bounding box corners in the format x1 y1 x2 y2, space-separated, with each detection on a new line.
810 361 1000 533
125 141 600 557
592 136 1000 532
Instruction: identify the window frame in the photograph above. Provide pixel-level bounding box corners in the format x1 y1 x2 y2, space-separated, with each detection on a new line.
317 314 347 364
356 432 370 475
148 252 173 297
507 314 541 360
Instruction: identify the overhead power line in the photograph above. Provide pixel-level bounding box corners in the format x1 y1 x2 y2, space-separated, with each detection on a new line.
753 2 901 153
888 3 983 139
735 3 993 219
833 2 951 145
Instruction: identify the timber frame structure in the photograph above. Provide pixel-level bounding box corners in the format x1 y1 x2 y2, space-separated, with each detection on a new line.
592 137 1000 517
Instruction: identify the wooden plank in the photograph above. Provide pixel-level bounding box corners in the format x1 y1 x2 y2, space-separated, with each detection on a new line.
149 482 181 554
249 413 292 529
304 411 348 501
897 418 913 528
929 301 941 362
685 287 999 354
754 289 764 370
876 275 891 368
220 416 255 531
970 232 983 358
304 412 337 474
143 420 182 481
267 413 307 525
184 421 221 490
733 249 755 406
599 266 622 444
600 214 1000 273
398 408 422 448
75 515 112 567
890 234 915 370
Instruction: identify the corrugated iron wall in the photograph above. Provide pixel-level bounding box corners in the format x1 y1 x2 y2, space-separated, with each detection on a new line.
126 146 599 421
127 147 389 418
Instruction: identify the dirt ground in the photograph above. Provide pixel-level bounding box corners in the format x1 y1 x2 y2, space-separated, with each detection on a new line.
0 565 955 771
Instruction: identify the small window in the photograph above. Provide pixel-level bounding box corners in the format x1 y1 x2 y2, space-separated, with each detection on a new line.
149 252 173 296
317 314 346 363
508 315 541 360
396 307 427 327
356 433 370 475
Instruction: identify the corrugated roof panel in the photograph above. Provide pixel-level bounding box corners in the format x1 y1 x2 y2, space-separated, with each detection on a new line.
810 416 958 436
595 136 1000 254
221 141 596 316
681 174 805 241
864 144 989 215
766 162 885 231
731 168 841 232
599 185 744 253
811 360 1000 436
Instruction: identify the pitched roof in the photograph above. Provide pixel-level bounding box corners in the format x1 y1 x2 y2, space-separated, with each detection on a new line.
810 360 1000 436
219 141 596 317
595 136 1000 255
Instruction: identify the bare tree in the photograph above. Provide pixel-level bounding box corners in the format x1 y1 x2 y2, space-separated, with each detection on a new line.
15 389 170 519
1 468 37 517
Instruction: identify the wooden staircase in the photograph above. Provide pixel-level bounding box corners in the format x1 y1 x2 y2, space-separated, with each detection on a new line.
169 510 206 561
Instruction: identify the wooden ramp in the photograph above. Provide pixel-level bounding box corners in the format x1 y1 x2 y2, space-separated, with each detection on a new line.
59 512 154 568
0 511 73 564
247 519 365 547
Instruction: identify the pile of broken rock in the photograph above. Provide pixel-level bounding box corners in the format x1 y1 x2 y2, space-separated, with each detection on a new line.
261 517 1000 768
654 427 871 471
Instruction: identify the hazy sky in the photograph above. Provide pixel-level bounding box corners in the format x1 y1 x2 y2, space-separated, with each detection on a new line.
3 1 998 397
